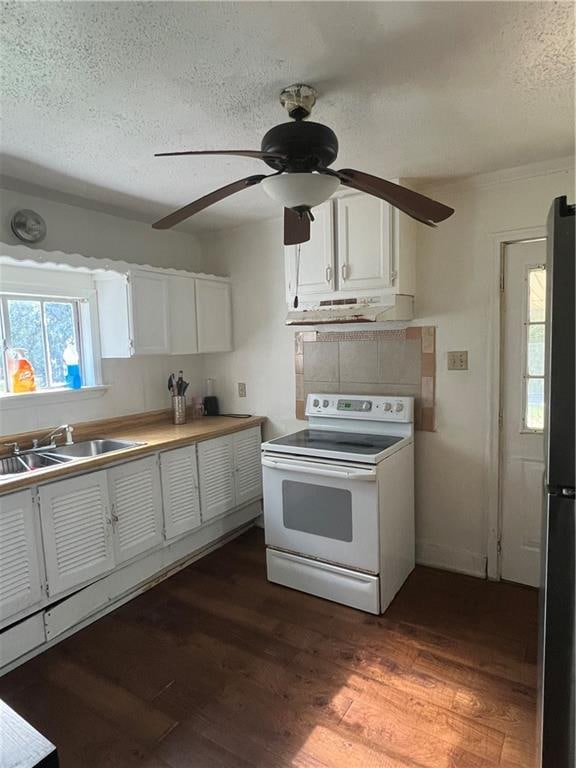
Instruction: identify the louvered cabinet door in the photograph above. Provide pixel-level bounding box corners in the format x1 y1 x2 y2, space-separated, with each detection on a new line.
234 427 263 506
39 471 114 598
160 445 201 540
198 435 236 522
108 457 163 564
0 491 43 624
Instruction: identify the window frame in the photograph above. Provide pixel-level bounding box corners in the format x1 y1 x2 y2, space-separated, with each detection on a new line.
521 263 546 433
0 292 87 394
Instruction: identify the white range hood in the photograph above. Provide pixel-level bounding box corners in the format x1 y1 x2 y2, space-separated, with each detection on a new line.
285 294 414 325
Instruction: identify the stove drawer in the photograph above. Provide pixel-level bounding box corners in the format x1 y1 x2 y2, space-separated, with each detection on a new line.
266 548 380 614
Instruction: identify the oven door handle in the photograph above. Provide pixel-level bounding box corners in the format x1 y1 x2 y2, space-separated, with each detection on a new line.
262 457 377 482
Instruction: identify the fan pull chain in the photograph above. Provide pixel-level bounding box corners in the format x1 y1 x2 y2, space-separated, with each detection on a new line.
293 243 301 309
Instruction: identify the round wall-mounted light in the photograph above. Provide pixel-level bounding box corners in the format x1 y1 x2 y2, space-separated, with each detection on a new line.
261 172 340 210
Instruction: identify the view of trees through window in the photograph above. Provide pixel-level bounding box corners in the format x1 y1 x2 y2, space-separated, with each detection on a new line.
1 295 82 392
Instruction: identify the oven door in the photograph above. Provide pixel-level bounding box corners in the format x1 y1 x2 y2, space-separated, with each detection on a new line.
262 453 379 573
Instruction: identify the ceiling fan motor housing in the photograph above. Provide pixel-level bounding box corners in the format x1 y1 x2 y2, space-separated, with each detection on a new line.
261 121 339 172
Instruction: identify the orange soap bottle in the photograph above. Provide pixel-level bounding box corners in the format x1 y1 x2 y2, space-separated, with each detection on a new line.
8 349 36 393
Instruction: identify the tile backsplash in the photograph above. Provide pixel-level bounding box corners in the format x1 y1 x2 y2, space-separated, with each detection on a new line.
295 328 436 430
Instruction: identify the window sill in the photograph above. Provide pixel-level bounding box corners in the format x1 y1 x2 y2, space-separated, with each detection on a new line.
0 386 109 410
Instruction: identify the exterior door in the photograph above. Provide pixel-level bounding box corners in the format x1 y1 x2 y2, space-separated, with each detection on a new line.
336 193 392 291
198 435 236 521
501 239 547 586
39 471 115 597
285 201 334 299
108 456 163 564
160 445 202 539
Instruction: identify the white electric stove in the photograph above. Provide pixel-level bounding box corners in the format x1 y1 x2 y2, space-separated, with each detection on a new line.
261 393 415 614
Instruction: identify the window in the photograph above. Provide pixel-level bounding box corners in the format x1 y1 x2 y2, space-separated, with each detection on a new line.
523 266 546 431
0 294 85 393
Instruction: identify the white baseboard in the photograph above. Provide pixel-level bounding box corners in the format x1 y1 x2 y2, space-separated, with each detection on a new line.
416 540 487 578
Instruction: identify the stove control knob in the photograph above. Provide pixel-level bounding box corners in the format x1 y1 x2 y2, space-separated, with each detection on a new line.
383 402 392 412
395 402 404 412
312 398 320 408
322 399 329 408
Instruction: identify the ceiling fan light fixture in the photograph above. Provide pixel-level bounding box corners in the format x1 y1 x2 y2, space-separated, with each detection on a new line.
261 172 340 210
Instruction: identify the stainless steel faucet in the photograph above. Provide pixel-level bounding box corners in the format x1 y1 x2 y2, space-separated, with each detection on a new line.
32 424 75 449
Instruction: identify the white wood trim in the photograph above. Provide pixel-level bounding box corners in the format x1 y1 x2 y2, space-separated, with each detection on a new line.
416 540 487 578
485 225 547 581
0 385 109 410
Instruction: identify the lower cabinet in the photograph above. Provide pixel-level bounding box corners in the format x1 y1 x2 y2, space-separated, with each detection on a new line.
39 471 115 599
198 434 236 522
198 427 263 522
108 457 163 564
0 490 43 625
160 445 202 539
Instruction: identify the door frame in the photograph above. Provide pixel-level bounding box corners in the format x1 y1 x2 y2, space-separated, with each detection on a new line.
486 226 547 580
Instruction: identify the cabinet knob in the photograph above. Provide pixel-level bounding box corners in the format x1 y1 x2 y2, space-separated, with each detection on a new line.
341 264 348 281
325 266 332 284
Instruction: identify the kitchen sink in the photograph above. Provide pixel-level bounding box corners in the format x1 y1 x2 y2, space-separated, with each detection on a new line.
0 452 72 478
43 439 144 458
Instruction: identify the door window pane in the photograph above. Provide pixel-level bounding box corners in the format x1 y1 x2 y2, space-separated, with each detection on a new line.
282 480 353 542
526 378 545 431
7 299 47 388
529 268 546 322
44 302 77 386
527 324 545 376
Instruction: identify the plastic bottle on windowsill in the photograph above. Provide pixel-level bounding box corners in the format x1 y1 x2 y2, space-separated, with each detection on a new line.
7 348 36 393
63 341 82 390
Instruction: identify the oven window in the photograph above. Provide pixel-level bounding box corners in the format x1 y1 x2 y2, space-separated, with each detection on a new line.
282 480 353 542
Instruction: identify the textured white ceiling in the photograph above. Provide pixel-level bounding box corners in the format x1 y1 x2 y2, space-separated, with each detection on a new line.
0 1 574 232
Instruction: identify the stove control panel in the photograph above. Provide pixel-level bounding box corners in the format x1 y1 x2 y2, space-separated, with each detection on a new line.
306 394 413 422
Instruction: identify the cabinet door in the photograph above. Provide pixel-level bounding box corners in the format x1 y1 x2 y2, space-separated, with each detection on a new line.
108 457 163 564
285 201 334 299
39 471 114 598
233 427 263 507
129 271 170 355
167 275 198 355
0 491 43 623
336 194 393 291
95 273 133 358
196 279 232 353
198 435 236 521
160 445 202 540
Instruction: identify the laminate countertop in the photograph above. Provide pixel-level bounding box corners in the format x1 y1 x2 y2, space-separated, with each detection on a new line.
0 414 266 495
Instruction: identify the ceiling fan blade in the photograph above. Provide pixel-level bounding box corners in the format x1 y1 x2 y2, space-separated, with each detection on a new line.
155 149 286 161
152 174 266 230
284 208 311 246
335 169 454 226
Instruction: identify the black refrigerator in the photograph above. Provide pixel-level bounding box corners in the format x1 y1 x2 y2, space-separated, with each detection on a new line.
539 195 575 768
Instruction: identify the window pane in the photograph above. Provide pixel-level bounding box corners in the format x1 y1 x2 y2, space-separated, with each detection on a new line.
528 323 545 376
7 300 47 388
44 302 76 386
529 268 546 322
526 377 545 430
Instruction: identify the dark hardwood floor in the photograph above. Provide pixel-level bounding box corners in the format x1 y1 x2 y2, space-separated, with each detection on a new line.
0 529 538 768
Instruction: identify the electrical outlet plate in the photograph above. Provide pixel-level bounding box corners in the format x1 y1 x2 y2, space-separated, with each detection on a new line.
447 351 468 370
238 382 247 397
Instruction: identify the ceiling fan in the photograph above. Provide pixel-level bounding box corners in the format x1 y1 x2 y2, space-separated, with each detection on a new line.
152 84 454 245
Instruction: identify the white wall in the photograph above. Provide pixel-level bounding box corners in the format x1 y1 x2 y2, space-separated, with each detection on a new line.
0 186 209 433
0 187 204 271
200 158 574 578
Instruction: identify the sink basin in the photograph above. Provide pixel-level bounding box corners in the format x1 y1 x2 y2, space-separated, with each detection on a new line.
43 439 144 458
0 452 72 478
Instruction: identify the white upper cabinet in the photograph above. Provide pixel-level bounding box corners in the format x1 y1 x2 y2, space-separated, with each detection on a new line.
166 274 198 355
129 271 170 355
160 444 202 540
108 456 164 564
285 201 334 300
283 190 416 303
39 471 115 598
196 278 232 353
0 490 43 625
337 194 393 291
96 269 232 357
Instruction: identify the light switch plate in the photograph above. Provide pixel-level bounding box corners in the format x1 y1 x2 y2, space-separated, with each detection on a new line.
447 351 468 370
238 382 247 397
